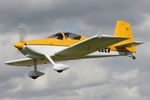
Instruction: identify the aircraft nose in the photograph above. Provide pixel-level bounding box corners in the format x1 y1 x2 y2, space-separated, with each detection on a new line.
14 42 24 49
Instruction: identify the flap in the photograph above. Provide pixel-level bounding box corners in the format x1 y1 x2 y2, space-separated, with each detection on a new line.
55 35 128 57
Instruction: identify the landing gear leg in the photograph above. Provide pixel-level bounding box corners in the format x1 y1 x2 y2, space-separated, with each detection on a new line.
33 59 37 72
28 59 44 79
45 55 56 66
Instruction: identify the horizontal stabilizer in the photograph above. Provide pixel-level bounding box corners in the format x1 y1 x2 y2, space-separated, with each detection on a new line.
115 41 144 47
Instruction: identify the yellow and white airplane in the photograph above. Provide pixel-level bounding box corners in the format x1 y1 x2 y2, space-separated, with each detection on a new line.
5 21 143 79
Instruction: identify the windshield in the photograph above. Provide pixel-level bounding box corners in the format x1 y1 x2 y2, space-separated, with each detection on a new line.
64 32 81 40
47 33 63 40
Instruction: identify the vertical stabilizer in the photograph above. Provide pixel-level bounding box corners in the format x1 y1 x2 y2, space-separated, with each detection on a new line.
113 21 136 52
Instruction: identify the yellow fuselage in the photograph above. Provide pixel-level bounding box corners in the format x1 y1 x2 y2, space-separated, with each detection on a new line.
14 32 88 49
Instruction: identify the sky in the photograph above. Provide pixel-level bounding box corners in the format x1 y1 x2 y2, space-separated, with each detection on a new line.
0 0 150 100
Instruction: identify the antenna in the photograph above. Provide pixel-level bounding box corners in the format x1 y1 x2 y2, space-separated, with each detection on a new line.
97 29 103 36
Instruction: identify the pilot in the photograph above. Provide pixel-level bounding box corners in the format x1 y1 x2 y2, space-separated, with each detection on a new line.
65 34 69 39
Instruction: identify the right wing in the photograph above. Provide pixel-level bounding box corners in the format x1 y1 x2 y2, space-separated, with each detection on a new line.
55 35 128 57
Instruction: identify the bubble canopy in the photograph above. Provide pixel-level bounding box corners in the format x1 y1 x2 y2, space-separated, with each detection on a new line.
47 32 81 40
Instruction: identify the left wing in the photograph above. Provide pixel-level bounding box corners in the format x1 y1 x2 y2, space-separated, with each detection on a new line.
5 58 33 66
55 35 128 57
5 58 49 66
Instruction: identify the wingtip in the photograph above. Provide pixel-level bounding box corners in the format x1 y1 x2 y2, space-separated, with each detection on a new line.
5 62 10 65
5 61 13 65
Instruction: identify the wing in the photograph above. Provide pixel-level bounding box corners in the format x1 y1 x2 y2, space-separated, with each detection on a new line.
5 58 49 66
5 58 33 66
55 35 128 57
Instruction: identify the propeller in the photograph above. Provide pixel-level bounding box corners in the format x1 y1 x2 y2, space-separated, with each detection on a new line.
17 23 27 42
14 24 28 55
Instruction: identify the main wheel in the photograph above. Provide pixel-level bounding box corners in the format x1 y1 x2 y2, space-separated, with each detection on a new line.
31 76 39 79
57 70 63 73
132 56 136 60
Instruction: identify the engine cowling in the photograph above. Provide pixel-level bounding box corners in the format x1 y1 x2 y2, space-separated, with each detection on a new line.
53 64 70 73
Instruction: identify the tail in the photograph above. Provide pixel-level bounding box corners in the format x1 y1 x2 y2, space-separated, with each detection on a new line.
112 21 143 53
